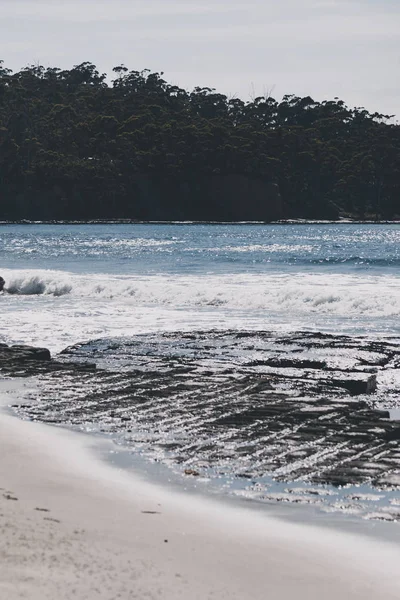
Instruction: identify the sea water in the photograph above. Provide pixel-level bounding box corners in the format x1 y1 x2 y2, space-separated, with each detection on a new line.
1 223 400 523
0 223 399 351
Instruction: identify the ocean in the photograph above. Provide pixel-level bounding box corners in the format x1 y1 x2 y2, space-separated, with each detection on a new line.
1 222 400 522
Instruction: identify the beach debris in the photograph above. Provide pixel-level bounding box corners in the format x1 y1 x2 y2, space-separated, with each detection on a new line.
184 469 200 477
3 494 18 501
141 510 161 514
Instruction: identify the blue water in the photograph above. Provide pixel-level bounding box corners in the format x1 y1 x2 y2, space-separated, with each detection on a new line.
0 223 399 274
0 223 399 351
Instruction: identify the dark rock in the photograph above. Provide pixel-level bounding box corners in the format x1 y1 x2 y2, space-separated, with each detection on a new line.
384 428 400 441
330 374 377 395
0 344 51 364
3 331 400 493
0 343 95 376
248 358 327 369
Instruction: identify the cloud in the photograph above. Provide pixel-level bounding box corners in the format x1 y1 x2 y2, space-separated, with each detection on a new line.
1 0 249 21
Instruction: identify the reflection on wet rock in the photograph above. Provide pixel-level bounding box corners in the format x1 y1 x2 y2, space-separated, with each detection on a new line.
1 330 400 520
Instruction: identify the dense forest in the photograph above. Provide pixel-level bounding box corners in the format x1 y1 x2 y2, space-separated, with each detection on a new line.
0 60 399 221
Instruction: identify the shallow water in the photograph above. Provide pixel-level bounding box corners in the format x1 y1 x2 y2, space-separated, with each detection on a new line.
1 223 400 522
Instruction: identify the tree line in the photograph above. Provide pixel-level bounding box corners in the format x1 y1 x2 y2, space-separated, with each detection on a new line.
0 60 399 221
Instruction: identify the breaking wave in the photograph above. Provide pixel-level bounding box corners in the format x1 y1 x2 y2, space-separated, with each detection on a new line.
3 269 400 319
6 275 72 297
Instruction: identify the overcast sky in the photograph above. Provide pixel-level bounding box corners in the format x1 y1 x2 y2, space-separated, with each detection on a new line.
2 0 399 117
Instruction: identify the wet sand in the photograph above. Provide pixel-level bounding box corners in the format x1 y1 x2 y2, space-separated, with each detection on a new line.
1 380 400 599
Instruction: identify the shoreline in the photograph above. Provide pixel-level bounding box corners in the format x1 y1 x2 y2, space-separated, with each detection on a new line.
1 379 400 599
1 219 400 225
6 378 400 547
3 336 400 529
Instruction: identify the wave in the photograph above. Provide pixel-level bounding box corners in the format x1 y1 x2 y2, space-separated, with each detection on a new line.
307 256 400 267
2 269 400 319
231 253 400 267
6 276 72 296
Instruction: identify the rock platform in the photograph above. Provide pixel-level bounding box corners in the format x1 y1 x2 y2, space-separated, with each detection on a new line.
1 331 400 495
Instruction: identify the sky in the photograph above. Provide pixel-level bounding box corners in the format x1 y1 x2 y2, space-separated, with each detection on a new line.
1 0 399 118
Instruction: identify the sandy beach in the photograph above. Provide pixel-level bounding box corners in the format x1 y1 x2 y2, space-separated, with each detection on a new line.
1 380 400 600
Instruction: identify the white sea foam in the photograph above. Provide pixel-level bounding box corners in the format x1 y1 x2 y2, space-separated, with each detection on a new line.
207 244 315 253
2 268 399 316
1 267 399 353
